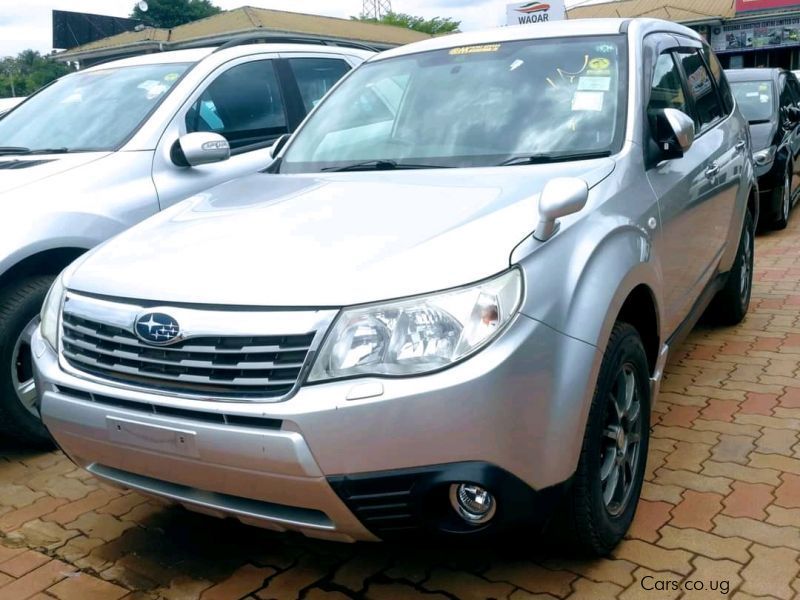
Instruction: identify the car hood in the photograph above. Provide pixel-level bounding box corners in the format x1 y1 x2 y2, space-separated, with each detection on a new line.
749 121 776 152
69 159 615 307
0 152 110 195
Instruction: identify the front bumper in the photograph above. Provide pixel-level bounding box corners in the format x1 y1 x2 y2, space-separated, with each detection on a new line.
34 313 600 541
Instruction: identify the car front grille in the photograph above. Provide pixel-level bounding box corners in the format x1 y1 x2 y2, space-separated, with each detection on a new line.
60 294 334 400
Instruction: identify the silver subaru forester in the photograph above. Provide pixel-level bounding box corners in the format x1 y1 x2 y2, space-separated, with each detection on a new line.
34 18 756 555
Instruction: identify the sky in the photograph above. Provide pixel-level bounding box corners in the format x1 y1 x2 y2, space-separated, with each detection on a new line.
0 0 596 58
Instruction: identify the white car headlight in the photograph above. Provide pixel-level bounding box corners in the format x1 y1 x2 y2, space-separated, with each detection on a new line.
753 146 776 167
309 269 523 382
40 273 66 349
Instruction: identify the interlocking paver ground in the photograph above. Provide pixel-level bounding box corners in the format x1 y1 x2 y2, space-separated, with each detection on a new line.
3 221 800 599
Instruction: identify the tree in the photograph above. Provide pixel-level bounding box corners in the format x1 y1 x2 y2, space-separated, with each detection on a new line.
0 51 74 98
353 12 460 35
130 0 221 29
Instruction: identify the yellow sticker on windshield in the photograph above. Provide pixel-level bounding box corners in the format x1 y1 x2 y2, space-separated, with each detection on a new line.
588 57 610 70
164 72 179 82
449 44 501 56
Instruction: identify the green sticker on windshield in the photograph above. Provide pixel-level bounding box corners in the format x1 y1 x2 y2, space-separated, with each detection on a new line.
164 72 179 82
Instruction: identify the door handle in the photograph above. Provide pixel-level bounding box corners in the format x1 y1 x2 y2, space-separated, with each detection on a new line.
705 163 719 178
735 140 746 152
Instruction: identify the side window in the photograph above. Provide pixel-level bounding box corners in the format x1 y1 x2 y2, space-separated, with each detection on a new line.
185 60 288 151
780 76 794 109
647 52 689 131
287 58 351 113
788 76 800 106
678 51 723 133
702 46 734 115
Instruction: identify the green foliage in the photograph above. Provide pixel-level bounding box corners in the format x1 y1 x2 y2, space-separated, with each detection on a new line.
131 0 221 29
0 51 74 98
353 12 460 35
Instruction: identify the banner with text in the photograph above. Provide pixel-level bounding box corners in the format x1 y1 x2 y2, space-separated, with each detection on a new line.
506 1 565 26
710 16 800 52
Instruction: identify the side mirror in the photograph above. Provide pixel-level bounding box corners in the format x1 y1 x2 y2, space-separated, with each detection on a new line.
171 132 230 167
270 133 291 159
534 177 589 242
654 108 694 160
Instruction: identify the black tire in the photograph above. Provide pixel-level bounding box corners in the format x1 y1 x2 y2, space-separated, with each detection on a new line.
557 322 650 557
709 209 754 326
771 166 791 230
0 276 56 447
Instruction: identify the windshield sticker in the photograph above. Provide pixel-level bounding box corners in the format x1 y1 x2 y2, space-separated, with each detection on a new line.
577 76 610 91
588 57 610 71
572 90 604 112
759 83 769 91
509 59 525 71
760 94 770 103
138 80 168 99
595 43 615 54
163 72 180 82
449 43 501 56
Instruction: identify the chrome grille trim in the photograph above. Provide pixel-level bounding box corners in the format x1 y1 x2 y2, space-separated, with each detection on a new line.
59 292 337 402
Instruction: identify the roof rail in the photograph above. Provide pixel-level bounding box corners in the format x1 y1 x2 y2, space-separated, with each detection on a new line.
211 33 382 53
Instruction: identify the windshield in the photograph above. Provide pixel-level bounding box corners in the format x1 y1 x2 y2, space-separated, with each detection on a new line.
730 80 774 123
280 35 627 172
0 63 190 153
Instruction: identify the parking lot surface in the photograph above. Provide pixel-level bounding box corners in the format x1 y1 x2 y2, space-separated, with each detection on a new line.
1 221 800 600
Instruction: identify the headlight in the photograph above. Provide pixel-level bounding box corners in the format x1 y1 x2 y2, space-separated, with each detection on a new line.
309 269 523 382
753 146 776 167
40 273 66 349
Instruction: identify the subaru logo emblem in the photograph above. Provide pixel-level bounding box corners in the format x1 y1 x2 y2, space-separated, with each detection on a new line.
135 312 181 345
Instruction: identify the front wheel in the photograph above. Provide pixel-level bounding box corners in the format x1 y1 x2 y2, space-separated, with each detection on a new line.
709 209 754 326
771 167 791 230
557 322 651 556
0 276 56 446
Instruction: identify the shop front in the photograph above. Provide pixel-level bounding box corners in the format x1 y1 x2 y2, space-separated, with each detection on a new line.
710 13 800 69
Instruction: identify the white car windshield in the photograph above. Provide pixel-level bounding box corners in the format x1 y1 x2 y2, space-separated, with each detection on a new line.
0 63 190 154
280 35 627 172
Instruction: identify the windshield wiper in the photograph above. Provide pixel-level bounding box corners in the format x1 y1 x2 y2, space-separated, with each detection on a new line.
321 159 450 172
0 146 32 155
499 150 612 167
0 147 71 156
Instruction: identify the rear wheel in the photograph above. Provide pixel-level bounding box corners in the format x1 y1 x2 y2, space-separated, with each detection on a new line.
558 322 650 556
709 209 754 326
0 276 55 446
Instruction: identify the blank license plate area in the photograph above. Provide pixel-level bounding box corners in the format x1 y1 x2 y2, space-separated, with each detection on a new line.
107 416 198 458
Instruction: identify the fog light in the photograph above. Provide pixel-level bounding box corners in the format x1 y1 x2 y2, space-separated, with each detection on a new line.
449 483 496 524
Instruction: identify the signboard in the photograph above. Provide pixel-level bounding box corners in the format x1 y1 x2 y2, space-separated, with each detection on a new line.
735 0 800 14
506 1 565 26
710 16 800 52
52 10 141 50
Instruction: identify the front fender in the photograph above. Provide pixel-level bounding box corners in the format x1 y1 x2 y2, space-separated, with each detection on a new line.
514 219 663 353
0 212 128 280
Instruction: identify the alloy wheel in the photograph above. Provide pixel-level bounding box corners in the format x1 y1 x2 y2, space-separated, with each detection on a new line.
740 221 753 301
599 363 642 517
11 317 40 418
783 172 791 223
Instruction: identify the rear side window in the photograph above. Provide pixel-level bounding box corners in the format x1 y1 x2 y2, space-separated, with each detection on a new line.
287 58 351 113
647 53 689 128
186 60 288 150
702 46 734 115
679 51 723 133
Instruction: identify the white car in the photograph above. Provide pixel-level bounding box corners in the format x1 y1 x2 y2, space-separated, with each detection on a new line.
0 39 371 444
0 97 25 116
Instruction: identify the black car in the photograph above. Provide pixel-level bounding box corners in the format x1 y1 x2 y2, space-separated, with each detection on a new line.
727 68 800 229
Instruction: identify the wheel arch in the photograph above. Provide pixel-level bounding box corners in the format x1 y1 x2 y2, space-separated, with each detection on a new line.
0 247 88 292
